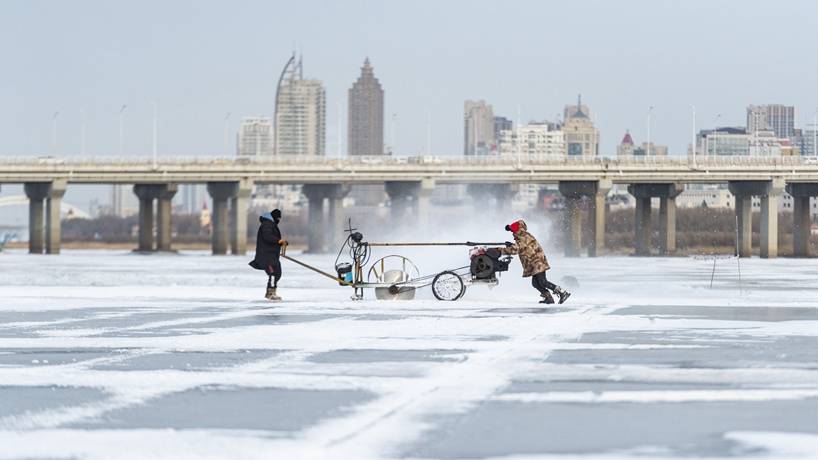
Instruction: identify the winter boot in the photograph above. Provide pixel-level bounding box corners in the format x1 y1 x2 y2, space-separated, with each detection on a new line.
265 287 281 301
539 292 555 304
553 286 571 304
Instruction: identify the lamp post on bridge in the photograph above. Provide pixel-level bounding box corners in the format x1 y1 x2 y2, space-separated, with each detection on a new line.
80 108 86 156
223 112 231 155
690 105 696 167
151 101 158 168
119 105 127 155
646 106 654 156
812 108 818 156
51 111 59 155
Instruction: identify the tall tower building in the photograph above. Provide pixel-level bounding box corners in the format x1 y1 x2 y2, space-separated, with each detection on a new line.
747 104 795 140
110 185 123 216
274 55 326 156
237 116 273 156
563 94 599 156
464 100 495 155
347 58 384 156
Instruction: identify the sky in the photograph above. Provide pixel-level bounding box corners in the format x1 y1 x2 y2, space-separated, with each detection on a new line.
2 0 818 160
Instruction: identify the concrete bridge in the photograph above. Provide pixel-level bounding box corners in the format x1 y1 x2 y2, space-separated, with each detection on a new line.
3 155 818 258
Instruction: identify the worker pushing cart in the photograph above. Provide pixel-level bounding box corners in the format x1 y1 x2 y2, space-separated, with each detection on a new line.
495 219 571 304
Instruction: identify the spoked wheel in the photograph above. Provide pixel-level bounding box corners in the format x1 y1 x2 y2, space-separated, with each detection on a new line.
431 271 466 301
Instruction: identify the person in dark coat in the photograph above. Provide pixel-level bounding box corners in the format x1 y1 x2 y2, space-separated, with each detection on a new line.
249 209 287 300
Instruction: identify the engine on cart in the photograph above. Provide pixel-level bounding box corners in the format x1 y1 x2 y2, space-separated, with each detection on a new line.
469 246 511 280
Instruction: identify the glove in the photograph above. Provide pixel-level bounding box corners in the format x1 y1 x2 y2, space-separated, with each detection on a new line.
278 239 288 246
504 241 514 248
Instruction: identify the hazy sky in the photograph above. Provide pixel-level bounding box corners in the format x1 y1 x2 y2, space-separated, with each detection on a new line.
2 0 818 158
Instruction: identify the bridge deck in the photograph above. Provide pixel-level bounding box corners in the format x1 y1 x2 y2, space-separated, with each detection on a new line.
2 155 818 184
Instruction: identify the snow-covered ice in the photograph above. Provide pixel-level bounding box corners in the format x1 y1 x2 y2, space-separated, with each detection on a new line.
1 249 818 459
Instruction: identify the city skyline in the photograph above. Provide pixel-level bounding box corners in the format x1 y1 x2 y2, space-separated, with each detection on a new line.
2 0 818 158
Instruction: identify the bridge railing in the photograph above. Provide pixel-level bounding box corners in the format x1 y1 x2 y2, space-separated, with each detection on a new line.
0 154 811 167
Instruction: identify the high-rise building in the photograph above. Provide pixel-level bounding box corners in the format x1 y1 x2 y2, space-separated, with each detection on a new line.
563 95 599 156
110 185 123 216
498 122 564 157
347 58 384 156
464 100 495 155
747 104 796 140
274 55 326 156
236 116 273 156
181 184 205 214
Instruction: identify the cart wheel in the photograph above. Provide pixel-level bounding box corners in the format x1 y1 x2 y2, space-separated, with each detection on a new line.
432 271 466 301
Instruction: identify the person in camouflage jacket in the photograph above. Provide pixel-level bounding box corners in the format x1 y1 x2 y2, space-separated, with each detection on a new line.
498 219 571 304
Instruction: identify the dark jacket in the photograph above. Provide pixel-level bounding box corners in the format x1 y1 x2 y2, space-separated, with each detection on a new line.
249 213 282 273
499 219 550 277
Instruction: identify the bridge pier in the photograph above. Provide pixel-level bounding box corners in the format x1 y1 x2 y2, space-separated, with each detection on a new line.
728 179 784 258
785 182 818 257
302 184 348 253
558 180 611 257
230 180 253 256
627 183 682 256
24 180 67 254
134 184 176 252
24 183 48 254
157 184 178 252
207 182 247 255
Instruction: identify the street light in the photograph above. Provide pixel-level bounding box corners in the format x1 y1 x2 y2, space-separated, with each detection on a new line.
690 104 696 166
646 106 654 156
80 108 86 156
807 108 817 155
51 111 59 154
151 101 158 168
223 112 231 155
119 105 127 156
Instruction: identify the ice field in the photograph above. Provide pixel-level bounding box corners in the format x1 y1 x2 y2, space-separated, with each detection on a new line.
1 249 818 459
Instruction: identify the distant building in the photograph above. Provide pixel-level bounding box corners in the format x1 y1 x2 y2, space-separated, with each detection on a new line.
274 55 326 156
748 130 782 156
347 58 384 156
181 184 205 214
110 185 123 216
677 184 734 209
236 116 273 156
697 127 750 156
493 116 513 139
618 131 668 156
498 122 564 157
563 100 591 121
563 95 599 156
801 127 818 157
464 100 495 155
747 104 796 140
617 131 635 156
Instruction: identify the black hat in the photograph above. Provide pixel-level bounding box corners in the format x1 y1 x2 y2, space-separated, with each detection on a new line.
271 209 282 219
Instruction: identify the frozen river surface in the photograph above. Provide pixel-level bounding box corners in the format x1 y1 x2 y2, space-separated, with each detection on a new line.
1 250 818 459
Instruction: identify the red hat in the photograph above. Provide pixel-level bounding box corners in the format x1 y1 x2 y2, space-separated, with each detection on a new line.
506 221 520 233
